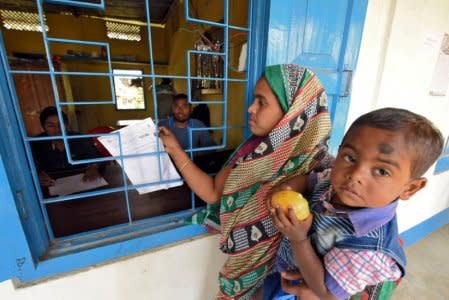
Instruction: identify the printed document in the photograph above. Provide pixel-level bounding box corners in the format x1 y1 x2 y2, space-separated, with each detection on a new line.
49 174 108 196
98 118 182 194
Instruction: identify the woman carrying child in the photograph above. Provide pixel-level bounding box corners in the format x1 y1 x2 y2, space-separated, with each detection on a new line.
159 64 332 299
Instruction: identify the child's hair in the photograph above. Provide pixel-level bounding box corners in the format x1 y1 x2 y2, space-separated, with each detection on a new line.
344 107 444 178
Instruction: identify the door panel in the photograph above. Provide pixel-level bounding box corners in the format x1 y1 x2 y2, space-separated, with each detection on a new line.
266 0 368 153
268 0 349 70
11 61 65 136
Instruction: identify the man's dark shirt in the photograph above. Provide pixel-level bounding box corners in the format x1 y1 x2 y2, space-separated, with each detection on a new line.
31 132 101 174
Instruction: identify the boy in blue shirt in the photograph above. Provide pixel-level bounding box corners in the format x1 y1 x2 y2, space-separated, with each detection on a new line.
269 108 443 299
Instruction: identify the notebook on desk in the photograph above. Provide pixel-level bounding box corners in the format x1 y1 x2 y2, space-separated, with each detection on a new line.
48 173 108 196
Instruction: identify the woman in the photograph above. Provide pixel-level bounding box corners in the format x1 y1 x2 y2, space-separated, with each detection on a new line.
159 64 331 299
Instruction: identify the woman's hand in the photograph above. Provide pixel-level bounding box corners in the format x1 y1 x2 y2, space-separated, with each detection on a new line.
281 270 319 300
159 126 182 155
270 204 313 243
158 125 224 204
83 164 101 182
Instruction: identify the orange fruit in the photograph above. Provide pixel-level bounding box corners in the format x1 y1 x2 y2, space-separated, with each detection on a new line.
271 190 310 220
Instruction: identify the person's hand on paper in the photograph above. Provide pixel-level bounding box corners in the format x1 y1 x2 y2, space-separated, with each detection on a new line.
159 126 182 155
39 171 55 187
82 164 101 182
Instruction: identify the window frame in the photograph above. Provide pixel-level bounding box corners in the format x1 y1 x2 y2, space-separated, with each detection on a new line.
0 0 269 283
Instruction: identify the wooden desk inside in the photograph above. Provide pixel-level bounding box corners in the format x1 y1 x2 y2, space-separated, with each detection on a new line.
46 149 233 237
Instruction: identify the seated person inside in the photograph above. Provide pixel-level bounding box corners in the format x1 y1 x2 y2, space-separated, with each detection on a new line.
31 106 102 189
158 93 216 151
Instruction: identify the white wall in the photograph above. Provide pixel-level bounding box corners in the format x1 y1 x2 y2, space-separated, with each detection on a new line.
0 235 227 300
349 0 449 232
1 1 449 299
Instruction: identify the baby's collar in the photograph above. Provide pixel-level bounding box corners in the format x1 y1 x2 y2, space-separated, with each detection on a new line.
346 200 398 237
325 188 399 236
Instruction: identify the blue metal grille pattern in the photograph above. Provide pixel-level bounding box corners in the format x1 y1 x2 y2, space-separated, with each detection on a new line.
3 0 252 248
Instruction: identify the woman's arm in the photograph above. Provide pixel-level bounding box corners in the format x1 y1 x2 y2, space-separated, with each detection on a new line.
159 126 229 204
280 175 312 194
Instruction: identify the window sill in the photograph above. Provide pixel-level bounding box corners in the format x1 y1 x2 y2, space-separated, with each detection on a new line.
14 224 208 285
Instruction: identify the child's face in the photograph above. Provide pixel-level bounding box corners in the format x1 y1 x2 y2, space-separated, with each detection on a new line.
330 126 426 208
247 78 284 136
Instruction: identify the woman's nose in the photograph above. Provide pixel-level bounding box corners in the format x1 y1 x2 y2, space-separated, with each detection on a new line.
247 102 256 114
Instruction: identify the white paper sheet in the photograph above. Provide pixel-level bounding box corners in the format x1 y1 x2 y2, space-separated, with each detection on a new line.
48 174 108 196
97 118 182 194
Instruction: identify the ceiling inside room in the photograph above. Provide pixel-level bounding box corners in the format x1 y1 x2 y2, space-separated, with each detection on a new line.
0 0 178 24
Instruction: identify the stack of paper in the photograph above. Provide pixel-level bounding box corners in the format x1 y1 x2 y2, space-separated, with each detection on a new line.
49 174 108 196
98 118 182 194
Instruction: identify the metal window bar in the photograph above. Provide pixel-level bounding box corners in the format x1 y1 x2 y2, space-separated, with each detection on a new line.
0 41 56 241
8 70 247 105
45 0 105 10
3 0 252 246
38 0 131 239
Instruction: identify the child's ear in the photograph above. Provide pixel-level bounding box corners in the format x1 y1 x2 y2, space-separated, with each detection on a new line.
399 178 427 200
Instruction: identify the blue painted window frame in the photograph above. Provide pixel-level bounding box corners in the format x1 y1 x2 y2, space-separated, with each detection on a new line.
0 0 271 283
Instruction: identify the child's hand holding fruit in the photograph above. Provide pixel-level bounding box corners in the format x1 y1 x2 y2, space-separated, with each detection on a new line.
269 188 312 244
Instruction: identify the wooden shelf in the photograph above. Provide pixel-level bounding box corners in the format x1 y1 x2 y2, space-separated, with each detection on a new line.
10 52 168 66
59 55 168 66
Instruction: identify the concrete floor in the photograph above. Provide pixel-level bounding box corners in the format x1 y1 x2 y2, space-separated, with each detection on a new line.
393 224 449 299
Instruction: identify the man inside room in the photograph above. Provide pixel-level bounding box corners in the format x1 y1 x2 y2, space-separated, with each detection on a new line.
158 93 216 151
31 106 102 189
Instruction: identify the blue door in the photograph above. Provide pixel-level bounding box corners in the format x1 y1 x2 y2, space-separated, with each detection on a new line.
266 0 368 153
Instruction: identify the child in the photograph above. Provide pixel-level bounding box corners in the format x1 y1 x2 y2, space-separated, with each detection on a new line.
270 108 444 299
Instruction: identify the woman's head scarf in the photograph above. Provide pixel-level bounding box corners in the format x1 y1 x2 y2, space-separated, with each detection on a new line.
195 64 332 299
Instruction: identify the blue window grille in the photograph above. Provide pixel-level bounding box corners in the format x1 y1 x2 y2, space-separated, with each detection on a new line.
0 0 269 282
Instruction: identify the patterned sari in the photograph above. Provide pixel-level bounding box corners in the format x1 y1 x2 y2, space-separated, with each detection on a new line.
193 64 332 299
